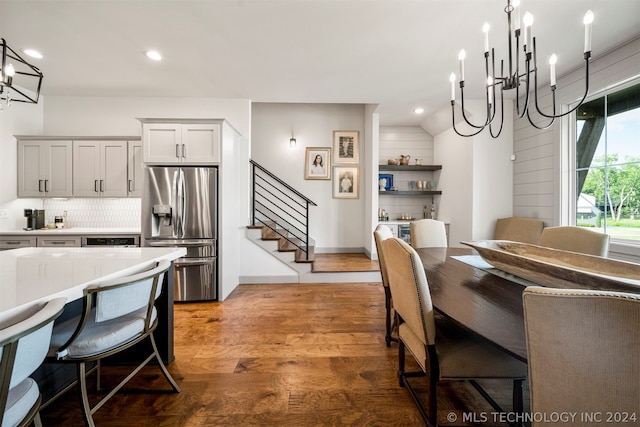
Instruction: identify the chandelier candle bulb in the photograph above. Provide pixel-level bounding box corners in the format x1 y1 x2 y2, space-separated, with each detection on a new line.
523 12 533 53
449 73 456 101
483 23 490 53
549 54 557 87
583 10 593 53
512 0 521 31
458 49 466 81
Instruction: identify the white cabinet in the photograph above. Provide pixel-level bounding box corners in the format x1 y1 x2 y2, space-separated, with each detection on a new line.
73 140 128 197
17 140 73 198
36 236 81 247
0 236 36 250
127 141 144 197
141 120 221 164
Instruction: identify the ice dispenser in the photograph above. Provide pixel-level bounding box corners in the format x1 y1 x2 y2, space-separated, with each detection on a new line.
152 204 172 237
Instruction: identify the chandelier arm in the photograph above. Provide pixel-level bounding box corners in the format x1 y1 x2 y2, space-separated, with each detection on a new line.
459 84 490 129
526 103 555 129
489 88 505 138
533 54 591 119
451 101 486 137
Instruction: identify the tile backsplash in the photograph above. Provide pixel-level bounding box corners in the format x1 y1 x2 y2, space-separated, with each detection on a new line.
43 198 141 228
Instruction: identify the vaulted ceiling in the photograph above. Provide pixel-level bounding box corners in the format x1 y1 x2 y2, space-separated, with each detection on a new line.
1 0 638 126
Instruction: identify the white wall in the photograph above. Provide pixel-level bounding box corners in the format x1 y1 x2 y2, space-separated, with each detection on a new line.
250 103 366 251
0 99 44 231
433 99 513 247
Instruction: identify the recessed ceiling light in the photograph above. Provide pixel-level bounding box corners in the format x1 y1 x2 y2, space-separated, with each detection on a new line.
414 107 425 114
145 50 162 61
23 49 43 59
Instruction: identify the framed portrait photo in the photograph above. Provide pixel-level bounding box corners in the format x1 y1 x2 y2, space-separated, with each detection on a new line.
333 130 359 164
305 147 331 180
333 166 359 199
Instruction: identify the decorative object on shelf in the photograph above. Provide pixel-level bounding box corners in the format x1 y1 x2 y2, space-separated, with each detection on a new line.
304 147 331 180
1 38 44 107
387 158 399 165
333 130 359 164
431 204 437 220
423 206 429 219
378 173 393 191
378 208 389 221
333 166 359 199
399 214 414 221
409 181 416 191
415 158 422 165
399 154 411 165
449 0 594 138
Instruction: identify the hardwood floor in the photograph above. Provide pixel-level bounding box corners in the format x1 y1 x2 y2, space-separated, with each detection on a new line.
41 274 527 426
311 253 380 273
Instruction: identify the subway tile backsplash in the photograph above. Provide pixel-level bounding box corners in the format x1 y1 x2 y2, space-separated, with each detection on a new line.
43 198 141 228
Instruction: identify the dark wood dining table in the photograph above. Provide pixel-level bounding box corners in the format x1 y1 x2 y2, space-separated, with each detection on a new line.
415 247 529 362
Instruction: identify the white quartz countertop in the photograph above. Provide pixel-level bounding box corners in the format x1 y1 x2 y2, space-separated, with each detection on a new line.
0 246 186 318
0 227 140 235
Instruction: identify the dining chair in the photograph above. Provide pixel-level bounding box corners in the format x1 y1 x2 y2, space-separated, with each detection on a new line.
523 286 639 426
493 216 544 244
380 237 527 426
539 225 609 257
409 219 447 248
373 224 397 347
47 260 180 427
1 298 66 427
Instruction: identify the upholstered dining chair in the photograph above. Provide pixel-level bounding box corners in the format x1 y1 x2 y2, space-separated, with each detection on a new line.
409 219 447 249
1 298 66 427
380 237 527 425
47 260 180 427
539 225 609 257
373 224 397 347
523 286 640 427
493 216 545 244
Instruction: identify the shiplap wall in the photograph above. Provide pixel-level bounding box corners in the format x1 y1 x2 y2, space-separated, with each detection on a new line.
513 36 640 261
378 126 435 220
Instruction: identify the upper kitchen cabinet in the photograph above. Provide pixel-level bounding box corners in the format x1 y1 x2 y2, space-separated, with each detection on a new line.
127 140 144 197
139 119 221 165
17 138 73 198
73 140 128 197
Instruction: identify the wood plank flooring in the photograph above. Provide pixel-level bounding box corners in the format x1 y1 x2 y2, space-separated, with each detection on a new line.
41 277 528 426
311 253 380 272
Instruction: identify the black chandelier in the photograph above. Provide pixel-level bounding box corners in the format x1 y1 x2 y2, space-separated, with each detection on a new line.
449 0 593 138
1 38 44 107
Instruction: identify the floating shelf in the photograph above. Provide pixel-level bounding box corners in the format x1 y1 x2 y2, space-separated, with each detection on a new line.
379 165 442 171
379 190 442 196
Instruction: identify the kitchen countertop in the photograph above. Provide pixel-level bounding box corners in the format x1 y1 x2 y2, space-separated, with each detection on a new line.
0 246 185 318
0 227 140 235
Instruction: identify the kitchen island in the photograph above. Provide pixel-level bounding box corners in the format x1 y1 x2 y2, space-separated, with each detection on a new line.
0 246 186 404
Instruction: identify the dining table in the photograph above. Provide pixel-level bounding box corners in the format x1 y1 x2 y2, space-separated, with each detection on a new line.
415 246 530 362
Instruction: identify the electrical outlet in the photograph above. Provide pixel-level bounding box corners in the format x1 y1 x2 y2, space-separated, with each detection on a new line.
0 209 8 220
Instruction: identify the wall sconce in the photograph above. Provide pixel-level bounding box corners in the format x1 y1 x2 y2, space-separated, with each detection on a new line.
289 137 297 148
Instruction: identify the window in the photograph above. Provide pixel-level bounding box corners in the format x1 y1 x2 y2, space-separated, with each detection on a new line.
575 81 640 243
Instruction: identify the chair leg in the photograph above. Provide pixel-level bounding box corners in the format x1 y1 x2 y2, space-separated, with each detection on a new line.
385 288 392 347
150 333 181 392
397 339 406 387
33 412 43 427
513 379 524 414
77 362 96 427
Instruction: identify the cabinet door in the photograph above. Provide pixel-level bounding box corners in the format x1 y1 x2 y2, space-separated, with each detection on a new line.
128 141 144 197
0 237 36 250
18 141 46 197
37 236 81 247
18 140 72 198
101 141 128 197
73 141 102 197
182 123 220 164
143 123 182 164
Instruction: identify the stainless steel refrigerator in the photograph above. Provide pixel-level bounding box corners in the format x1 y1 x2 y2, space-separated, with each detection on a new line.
142 166 218 301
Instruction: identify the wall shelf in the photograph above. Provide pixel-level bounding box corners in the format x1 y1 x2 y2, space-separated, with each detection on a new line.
379 164 442 171
379 190 442 196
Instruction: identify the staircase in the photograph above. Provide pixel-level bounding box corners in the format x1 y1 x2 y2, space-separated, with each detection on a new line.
246 160 380 283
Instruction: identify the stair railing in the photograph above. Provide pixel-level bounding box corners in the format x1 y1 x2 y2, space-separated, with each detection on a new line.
250 160 317 260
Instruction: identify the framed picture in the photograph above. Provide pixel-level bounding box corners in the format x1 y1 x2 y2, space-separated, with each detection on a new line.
333 130 359 164
305 147 331 180
333 166 359 199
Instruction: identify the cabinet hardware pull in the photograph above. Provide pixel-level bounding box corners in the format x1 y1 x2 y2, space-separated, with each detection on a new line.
94 180 99 192
51 241 65 245
182 144 186 158
100 180 104 192
128 179 133 192
44 180 49 192
39 180 43 192
6 241 22 245
176 144 180 158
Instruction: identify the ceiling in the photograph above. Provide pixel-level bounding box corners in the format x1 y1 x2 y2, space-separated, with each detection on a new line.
1 0 639 126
